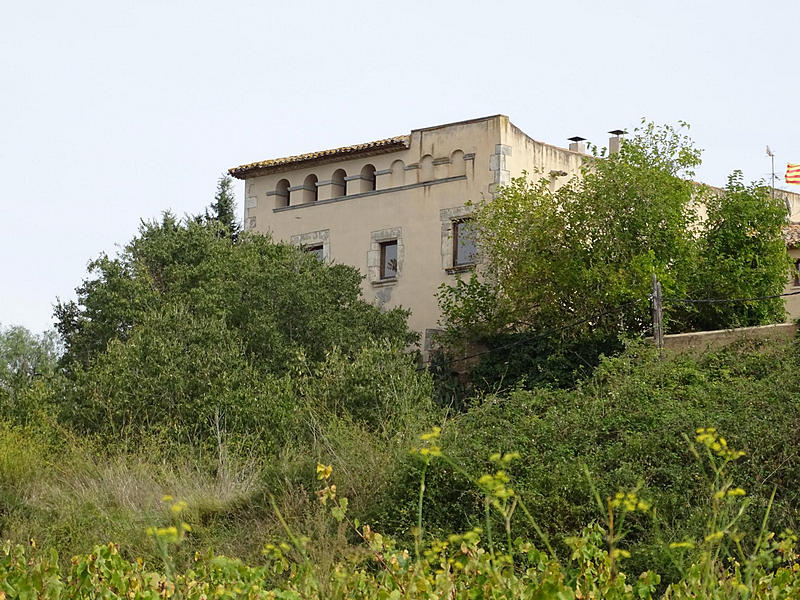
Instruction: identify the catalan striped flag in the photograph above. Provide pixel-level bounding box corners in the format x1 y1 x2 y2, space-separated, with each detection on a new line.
787 163 800 185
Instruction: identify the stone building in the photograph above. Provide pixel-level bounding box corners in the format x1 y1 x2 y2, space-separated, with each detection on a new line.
229 114 800 351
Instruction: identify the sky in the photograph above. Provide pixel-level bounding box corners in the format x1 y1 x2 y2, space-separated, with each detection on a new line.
2 0 799 334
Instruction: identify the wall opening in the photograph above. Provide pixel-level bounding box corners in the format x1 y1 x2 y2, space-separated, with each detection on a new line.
331 169 346 198
360 164 376 192
275 179 290 208
302 174 318 204
380 240 398 279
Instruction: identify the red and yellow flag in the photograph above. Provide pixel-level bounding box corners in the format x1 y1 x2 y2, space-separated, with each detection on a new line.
787 163 800 185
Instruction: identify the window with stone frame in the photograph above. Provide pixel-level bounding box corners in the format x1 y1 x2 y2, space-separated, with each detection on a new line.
453 218 478 266
380 240 398 279
368 227 403 285
290 229 330 262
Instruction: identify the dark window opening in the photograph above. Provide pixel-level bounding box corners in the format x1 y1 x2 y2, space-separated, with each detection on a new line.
380 240 398 279
305 244 324 261
453 219 477 266
794 259 800 286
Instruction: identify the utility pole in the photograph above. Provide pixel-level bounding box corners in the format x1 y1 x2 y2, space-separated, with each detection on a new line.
651 274 664 349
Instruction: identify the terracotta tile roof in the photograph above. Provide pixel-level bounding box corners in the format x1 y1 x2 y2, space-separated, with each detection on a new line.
229 135 410 179
784 223 800 248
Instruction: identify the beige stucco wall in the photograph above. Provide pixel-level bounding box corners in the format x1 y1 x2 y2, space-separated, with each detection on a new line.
500 121 587 187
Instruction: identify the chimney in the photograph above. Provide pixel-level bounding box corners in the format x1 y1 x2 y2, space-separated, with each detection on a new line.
608 129 625 154
568 136 586 153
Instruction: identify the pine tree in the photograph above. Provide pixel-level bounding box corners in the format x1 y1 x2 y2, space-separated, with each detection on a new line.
207 174 240 240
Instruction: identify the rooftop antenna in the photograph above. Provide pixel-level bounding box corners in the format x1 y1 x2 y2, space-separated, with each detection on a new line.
766 145 775 198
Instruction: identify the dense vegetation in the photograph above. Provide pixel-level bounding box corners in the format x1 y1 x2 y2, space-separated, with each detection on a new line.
4 356 800 598
438 122 790 391
4 325 800 596
2 147 799 597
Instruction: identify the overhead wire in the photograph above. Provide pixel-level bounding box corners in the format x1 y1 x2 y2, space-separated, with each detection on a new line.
425 286 798 371
423 298 643 370
663 290 800 304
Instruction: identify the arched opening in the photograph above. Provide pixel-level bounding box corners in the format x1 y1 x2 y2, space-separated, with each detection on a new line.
420 154 434 182
391 160 405 187
302 174 318 204
360 164 376 193
331 169 346 198
450 149 465 177
275 179 290 208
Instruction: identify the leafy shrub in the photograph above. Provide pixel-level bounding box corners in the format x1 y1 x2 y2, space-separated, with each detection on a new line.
379 339 800 582
64 305 297 450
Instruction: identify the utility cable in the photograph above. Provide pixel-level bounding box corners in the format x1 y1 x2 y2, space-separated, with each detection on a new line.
426 288 798 371
663 290 800 304
425 299 643 370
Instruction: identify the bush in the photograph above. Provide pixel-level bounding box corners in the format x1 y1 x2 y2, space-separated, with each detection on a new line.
378 339 800 582
64 305 297 451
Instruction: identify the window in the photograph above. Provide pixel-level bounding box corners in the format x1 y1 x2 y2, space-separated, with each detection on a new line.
369 228 402 285
291 229 329 261
794 259 800 286
305 244 324 261
453 219 477 266
380 240 398 279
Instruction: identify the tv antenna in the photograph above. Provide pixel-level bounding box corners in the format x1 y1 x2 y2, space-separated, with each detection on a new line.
766 145 776 198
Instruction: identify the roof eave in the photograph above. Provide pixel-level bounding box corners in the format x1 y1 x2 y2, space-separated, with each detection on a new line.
229 138 409 180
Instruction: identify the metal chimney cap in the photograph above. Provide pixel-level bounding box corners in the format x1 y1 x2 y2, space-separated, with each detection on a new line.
568 136 586 142
608 129 625 136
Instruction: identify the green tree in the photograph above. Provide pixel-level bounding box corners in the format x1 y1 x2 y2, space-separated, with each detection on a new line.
689 172 790 329
55 215 415 374
437 121 702 385
438 121 789 390
0 324 60 386
0 324 60 421
53 214 419 445
205 174 240 240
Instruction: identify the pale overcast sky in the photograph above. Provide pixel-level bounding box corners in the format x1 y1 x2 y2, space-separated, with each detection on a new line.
2 0 799 333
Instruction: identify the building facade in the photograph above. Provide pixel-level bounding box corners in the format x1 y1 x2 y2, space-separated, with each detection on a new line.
230 115 800 350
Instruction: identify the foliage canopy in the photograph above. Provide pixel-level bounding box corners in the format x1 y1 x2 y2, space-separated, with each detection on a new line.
51 214 418 444
438 121 790 389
